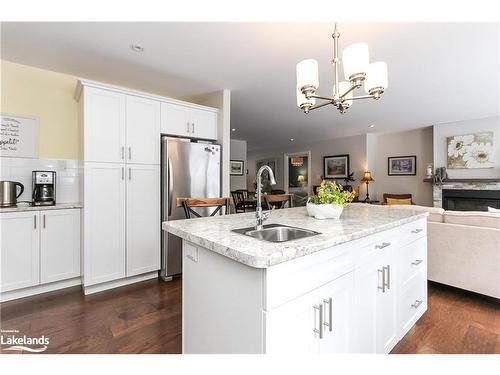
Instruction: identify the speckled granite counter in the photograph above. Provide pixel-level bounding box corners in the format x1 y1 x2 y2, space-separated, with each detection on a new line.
0 202 83 213
162 204 428 268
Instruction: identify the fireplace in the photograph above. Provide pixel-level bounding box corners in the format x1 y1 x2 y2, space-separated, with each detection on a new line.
442 189 500 211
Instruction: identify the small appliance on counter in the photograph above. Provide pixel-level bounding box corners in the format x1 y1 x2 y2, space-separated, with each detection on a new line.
32 171 56 206
0 181 25 208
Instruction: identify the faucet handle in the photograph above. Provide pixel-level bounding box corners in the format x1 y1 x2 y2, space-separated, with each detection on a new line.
262 210 271 221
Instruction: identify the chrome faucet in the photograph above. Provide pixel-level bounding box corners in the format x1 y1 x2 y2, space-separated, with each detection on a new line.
255 165 277 230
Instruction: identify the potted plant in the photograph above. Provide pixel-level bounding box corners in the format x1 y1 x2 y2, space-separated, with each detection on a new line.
307 180 355 219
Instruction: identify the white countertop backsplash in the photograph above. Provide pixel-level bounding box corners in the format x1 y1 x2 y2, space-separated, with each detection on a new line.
163 204 428 268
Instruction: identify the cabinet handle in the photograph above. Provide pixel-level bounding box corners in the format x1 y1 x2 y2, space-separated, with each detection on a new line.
121 167 124 180
192 122 195 133
384 265 391 290
121 146 125 160
313 304 324 339
128 147 132 160
34 215 37 229
411 228 423 234
43 214 46 229
411 259 423 266
375 242 391 250
378 268 385 293
411 300 423 309
129 167 131 180
186 122 190 133
323 297 333 332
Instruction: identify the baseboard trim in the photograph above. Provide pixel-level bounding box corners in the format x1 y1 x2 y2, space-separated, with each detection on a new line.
0 277 82 303
83 271 158 295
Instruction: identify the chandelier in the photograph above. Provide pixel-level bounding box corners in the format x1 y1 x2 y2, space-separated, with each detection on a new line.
296 23 388 114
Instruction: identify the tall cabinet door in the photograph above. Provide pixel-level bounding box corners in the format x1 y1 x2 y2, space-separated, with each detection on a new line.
376 255 398 353
40 209 81 284
84 162 126 286
126 164 160 276
84 87 126 163
126 95 161 164
0 211 40 292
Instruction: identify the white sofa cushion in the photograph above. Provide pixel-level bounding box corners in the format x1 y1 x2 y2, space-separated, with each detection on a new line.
388 204 444 223
488 206 500 213
443 210 500 229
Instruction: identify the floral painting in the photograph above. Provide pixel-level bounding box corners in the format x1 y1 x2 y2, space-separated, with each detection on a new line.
447 132 495 169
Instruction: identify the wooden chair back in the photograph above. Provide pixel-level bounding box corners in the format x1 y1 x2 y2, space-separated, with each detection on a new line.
176 197 231 218
382 193 414 205
235 189 250 200
231 191 245 205
264 194 293 210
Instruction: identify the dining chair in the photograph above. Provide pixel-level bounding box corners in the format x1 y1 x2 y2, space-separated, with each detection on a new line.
264 194 293 210
177 197 231 218
231 190 256 213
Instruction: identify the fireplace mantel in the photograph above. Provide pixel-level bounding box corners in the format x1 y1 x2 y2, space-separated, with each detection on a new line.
424 178 500 183
431 179 500 208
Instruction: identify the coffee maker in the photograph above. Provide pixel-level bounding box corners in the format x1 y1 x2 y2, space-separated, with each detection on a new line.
32 171 56 206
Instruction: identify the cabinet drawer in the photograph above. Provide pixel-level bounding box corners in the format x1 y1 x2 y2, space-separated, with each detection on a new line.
398 237 427 288
396 219 427 248
399 272 427 337
264 246 353 311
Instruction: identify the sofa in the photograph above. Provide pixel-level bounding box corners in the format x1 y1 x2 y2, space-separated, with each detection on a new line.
389 204 500 299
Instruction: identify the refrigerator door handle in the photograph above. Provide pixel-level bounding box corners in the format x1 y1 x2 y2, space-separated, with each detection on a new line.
168 157 173 217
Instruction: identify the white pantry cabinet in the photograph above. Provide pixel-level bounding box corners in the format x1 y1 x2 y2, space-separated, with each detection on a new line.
83 163 126 286
161 102 217 140
126 164 160 276
0 211 40 292
40 209 81 284
0 209 81 295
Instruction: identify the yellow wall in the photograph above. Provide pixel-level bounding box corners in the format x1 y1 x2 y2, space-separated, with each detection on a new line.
0 61 80 160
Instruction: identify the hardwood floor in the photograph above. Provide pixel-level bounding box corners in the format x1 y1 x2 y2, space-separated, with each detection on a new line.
1 278 498 354
392 282 500 354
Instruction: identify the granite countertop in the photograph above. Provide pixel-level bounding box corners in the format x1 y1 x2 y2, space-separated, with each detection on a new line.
162 204 428 268
0 202 83 213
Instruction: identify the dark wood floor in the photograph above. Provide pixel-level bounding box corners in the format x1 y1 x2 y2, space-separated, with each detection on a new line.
1 278 498 354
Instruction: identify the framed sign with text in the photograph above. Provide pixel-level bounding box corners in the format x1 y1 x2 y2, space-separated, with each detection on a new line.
0 113 39 158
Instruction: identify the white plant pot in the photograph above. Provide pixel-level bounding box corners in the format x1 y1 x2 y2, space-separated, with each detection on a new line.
306 202 344 219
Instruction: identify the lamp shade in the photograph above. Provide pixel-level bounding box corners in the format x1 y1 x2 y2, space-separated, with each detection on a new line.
365 62 388 93
296 85 316 108
342 43 369 80
334 81 354 107
361 171 374 182
296 59 319 90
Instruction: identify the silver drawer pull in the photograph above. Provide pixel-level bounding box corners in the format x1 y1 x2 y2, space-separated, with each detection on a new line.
378 268 385 292
375 242 391 250
411 259 423 266
313 304 324 339
411 228 423 234
384 265 391 290
411 300 423 309
323 298 333 332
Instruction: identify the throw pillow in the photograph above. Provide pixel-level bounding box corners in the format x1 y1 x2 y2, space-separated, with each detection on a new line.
386 197 412 205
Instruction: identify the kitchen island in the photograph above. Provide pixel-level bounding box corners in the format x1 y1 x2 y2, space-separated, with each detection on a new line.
162 204 428 354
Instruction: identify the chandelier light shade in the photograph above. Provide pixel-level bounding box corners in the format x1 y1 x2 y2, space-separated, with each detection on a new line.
295 23 388 114
342 43 369 80
365 62 388 95
296 59 319 91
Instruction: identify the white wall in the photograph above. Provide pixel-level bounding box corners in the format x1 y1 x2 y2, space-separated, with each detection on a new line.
433 116 500 179
368 127 434 206
230 139 247 190
247 134 367 194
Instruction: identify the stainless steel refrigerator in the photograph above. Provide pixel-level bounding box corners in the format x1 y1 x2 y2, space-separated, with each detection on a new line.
160 136 221 279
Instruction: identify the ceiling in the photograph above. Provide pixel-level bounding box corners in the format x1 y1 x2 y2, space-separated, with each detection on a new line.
1 22 499 151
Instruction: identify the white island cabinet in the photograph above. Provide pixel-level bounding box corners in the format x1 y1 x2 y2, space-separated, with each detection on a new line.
164 205 428 354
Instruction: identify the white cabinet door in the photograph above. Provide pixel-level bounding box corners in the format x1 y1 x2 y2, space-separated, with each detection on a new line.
0 211 40 292
126 164 160 276
189 108 217 140
318 272 354 353
83 162 126 286
161 102 190 137
40 209 81 284
126 95 161 164
376 255 398 353
84 87 126 163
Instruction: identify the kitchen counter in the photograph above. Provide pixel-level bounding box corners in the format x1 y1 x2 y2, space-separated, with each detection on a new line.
0 202 83 213
162 203 428 268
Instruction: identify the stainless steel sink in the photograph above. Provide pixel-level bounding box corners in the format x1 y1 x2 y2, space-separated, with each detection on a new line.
232 224 320 243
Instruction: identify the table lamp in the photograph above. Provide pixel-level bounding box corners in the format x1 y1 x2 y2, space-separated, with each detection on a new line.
361 171 374 202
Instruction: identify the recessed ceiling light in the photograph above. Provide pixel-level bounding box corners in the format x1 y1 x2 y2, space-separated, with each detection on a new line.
368 124 375 128
290 138 295 142
231 128 236 132
130 44 144 53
